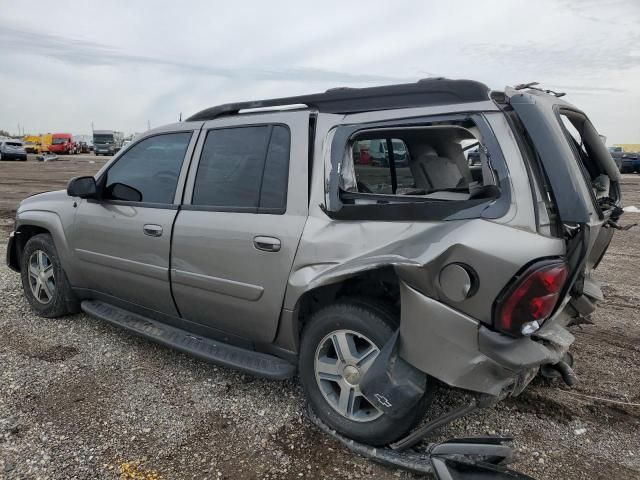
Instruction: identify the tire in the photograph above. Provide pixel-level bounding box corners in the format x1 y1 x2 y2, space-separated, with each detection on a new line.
299 299 431 446
20 233 78 318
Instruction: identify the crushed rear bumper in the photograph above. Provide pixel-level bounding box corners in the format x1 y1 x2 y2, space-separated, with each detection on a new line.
398 281 573 396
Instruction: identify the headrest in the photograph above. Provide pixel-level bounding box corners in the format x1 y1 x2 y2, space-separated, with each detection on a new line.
418 145 438 157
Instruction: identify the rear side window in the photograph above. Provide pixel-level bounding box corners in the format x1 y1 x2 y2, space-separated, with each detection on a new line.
342 124 496 201
192 125 290 212
104 132 191 204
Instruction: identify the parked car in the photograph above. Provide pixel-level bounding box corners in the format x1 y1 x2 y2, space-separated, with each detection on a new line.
7 79 621 447
620 152 640 173
48 133 77 155
466 147 483 183
368 138 410 167
78 141 91 154
0 139 27 161
608 146 623 171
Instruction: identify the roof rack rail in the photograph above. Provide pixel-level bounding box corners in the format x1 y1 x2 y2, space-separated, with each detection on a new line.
187 78 490 122
514 81 566 97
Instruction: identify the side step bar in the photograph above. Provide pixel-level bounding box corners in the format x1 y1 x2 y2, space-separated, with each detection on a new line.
81 300 296 380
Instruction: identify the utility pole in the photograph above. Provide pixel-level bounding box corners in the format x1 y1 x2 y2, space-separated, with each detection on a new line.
147 120 151 130
91 121 94 133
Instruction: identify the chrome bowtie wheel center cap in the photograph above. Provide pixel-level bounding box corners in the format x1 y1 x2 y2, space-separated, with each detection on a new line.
343 365 361 385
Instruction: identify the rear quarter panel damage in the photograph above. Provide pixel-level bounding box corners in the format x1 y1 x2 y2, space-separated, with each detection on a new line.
283 215 565 394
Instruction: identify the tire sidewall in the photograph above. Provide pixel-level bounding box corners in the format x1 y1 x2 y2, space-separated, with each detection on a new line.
299 300 427 446
20 234 70 317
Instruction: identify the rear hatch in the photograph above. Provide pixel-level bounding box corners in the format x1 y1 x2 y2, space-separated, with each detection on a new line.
505 87 621 308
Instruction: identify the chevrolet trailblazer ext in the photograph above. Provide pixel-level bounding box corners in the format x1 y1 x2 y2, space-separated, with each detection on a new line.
7 79 621 446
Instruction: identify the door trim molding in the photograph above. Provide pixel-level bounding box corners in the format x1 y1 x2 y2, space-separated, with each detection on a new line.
75 248 168 280
171 268 264 301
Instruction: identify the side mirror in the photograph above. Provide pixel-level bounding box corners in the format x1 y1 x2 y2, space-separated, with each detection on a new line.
67 176 97 198
108 182 142 202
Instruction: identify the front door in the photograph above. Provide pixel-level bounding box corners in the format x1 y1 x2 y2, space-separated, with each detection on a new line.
70 128 198 316
171 112 309 343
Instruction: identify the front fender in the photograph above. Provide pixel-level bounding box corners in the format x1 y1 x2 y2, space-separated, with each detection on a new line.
16 210 82 285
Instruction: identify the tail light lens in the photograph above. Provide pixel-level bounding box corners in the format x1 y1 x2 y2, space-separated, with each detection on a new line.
494 261 568 337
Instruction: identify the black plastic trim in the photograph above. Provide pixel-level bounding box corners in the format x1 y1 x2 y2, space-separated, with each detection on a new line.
81 299 296 379
6 231 19 272
181 204 286 215
93 199 180 210
187 79 490 121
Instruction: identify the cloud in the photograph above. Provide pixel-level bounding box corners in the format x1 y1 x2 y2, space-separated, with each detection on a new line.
0 22 401 84
0 0 638 143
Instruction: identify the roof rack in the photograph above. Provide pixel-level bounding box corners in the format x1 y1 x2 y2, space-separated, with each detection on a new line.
187 78 490 122
514 81 566 98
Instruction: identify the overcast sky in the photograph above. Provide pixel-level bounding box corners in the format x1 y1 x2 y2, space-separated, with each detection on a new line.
1 0 638 143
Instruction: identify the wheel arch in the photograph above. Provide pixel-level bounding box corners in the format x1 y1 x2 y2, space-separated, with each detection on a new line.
273 265 401 353
14 211 79 283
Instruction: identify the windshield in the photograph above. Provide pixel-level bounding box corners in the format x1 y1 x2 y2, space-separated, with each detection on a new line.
52 138 68 144
6 142 22 147
94 134 114 143
608 147 623 153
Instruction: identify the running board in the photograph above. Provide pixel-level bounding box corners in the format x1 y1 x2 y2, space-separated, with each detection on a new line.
81 300 296 380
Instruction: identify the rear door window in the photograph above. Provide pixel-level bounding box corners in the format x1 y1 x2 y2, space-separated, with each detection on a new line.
191 125 290 213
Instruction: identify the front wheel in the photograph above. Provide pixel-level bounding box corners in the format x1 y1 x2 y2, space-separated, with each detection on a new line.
20 233 78 318
299 299 431 446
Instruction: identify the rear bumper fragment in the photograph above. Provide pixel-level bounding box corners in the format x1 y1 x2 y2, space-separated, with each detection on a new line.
398 281 574 396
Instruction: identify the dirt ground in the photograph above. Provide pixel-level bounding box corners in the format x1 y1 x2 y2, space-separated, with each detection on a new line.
0 157 638 479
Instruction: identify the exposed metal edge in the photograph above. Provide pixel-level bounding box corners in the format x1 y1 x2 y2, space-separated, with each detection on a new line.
304 406 435 475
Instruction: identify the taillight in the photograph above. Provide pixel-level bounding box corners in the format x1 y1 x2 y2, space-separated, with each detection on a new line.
494 261 568 337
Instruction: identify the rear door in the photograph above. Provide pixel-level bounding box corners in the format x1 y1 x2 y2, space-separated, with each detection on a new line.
171 111 309 343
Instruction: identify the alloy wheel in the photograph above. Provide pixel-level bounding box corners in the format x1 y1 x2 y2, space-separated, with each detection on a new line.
314 329 383 422
28 250 56 304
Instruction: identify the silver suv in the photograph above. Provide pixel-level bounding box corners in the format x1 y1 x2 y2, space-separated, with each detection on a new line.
6 79 621 446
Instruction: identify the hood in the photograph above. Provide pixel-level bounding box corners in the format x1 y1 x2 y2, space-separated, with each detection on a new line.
17 189 68 214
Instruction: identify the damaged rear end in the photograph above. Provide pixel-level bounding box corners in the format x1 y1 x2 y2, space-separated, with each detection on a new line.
302 83 622 420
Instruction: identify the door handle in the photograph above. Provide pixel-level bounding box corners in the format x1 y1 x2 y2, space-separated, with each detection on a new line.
253 236 281 252
143 224 163 237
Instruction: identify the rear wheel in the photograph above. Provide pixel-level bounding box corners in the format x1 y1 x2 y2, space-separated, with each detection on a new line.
299 299 431 446
20 233 78 318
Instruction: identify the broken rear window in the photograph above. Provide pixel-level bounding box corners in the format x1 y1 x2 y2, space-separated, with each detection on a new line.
340 124 497 203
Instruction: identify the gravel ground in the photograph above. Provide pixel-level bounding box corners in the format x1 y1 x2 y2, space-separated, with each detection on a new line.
0 160 639 479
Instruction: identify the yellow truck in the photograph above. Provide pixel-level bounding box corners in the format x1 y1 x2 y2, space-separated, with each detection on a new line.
40 133 52 153
23 135 42 154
